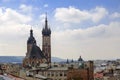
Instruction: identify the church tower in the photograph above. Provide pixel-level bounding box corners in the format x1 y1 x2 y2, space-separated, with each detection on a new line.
42 14 51 63
27 28 36 57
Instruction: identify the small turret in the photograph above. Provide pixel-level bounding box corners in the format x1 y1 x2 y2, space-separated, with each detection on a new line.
78 56 83 62
66 59 69 64
27 28 36 45
71 59 74 63
78 56 84 69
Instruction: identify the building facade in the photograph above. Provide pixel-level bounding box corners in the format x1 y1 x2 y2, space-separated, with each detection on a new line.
24 59 94 80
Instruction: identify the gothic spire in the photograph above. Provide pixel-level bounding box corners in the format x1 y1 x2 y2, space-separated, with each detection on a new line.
30 27 33 37
42 13 51 36
45 12 48 29
27 28 36 44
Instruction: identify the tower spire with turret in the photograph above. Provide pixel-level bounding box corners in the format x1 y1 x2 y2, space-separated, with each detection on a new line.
42 13 51 36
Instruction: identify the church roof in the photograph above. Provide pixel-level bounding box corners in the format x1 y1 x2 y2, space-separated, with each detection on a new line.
28 45 45 59
42 14 51 36
42 28 51 36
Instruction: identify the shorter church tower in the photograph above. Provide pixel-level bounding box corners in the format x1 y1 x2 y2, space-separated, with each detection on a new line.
26 28 36 57
42 14 51 63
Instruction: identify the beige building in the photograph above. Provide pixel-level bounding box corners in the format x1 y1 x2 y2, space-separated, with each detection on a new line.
0 63 21 76
23 59 94 80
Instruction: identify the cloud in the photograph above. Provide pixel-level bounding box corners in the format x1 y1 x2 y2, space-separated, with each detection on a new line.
39 13 46 23
0 7 35 56
19 4 39 16
110 12 120 19
0 5 119 60
90 7 108 22
54 6 108 24
19 4 33 13
0 7 32 24
52 21 120 60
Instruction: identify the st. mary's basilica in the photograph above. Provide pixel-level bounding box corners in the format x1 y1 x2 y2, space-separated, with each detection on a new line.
23 15 51 68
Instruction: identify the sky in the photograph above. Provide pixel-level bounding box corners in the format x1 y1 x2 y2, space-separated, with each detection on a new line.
0 0 120 60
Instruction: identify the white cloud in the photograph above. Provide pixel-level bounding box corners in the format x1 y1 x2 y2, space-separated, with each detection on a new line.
90 7 108 22
110 12 120 19
0 7 34 56
52 21 120 60
0 7 32 24
0 5 119 61
0 23 29 56
39 14 46 23
19 4 39 16
19 4 33 13
54 6 108 23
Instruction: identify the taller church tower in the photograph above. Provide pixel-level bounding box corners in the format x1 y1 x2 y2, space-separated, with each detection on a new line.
42 15 51 63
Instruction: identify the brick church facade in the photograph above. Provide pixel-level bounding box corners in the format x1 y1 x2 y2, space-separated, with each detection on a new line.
23 15 51 68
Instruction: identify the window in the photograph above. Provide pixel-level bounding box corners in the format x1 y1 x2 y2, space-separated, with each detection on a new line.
47 73 50 77
60 73 62 76
64 73 66 76
51 73 54 76
56 72 58 77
